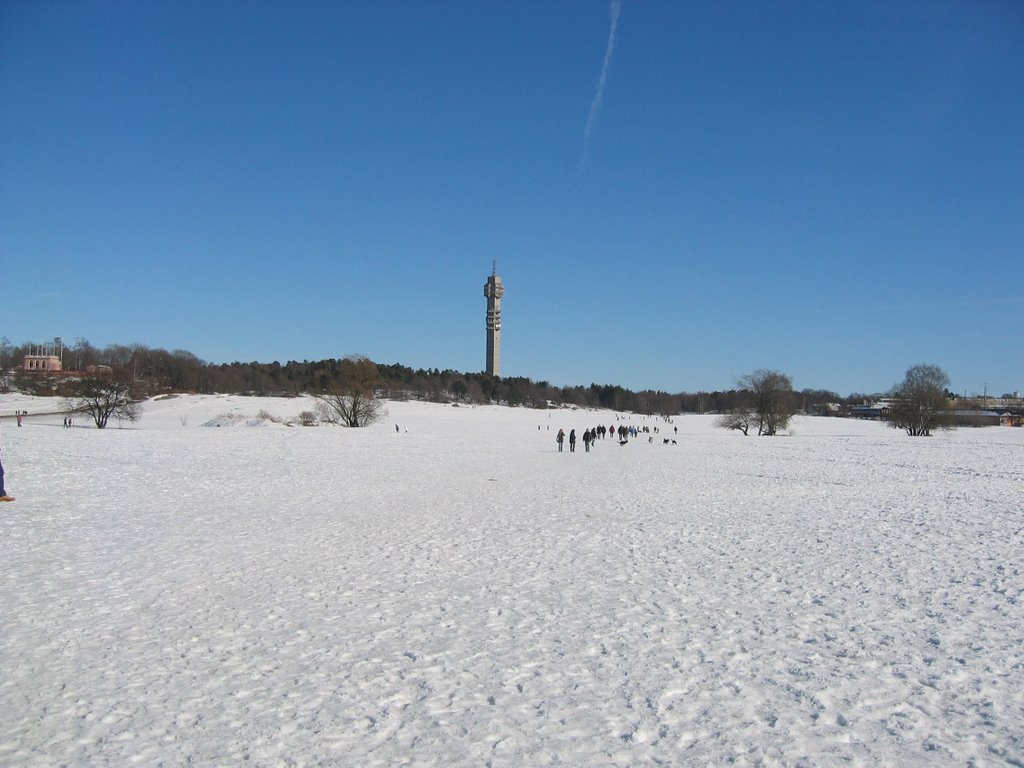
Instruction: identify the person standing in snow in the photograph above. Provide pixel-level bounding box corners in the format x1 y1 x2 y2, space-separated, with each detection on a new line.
583 429 592 452
556 428 565 452
0 431 13 502
0 457 11 501
569 429 576 452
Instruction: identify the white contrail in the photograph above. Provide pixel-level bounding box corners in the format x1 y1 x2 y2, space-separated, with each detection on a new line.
580 0 621 174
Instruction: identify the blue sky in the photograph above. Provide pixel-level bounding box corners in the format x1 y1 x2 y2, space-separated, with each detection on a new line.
2 1 1021 397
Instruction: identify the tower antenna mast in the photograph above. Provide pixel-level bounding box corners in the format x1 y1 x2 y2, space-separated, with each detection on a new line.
483 263 505 376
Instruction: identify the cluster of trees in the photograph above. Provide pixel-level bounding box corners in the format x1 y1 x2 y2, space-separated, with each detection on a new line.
2 338 961 436
713 364 959 438
2 338 205 393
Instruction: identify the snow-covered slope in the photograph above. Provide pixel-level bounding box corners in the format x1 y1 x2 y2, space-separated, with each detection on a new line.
1 395 1021 766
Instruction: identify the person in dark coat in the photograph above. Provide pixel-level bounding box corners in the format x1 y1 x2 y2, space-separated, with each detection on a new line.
556 428 565 452
569 429 576 452
0 450 13 502
583 429 592 452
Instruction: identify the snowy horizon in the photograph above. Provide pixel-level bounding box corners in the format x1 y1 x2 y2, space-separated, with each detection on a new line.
1 394 1022 765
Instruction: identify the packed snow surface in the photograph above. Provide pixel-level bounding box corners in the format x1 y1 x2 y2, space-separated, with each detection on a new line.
1 394 1022 766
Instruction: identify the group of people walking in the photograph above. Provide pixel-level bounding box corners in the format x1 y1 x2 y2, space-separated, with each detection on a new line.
555 423 628 452
555 417 678 454
557 428 592 452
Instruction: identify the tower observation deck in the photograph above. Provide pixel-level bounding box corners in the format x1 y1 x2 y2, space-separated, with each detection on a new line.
483 261 504 377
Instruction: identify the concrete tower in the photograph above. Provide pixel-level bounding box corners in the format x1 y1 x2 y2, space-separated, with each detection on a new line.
483 260 504 376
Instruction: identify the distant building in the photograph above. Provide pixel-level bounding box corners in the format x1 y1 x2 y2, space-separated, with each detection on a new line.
23 354 61 372
950 410 1001 427
22 338 64 373
849 400 892 419
484 261 504 377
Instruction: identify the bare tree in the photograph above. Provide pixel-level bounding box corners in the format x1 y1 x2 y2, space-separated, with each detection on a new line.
716 408 756 435
887 364 954 436
64 371 143 428
0 336 11 371
70 338 98 371
737 369 797 436
313 356 386 428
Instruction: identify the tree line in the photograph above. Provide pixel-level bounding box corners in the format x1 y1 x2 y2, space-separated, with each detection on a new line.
4 338 967 438
2 338 864 415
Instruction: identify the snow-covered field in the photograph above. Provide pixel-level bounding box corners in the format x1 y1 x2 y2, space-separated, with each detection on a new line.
1 393 1021 766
